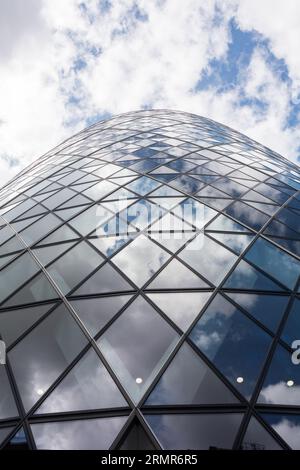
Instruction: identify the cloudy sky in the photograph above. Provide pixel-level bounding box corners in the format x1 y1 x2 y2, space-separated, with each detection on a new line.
1 0 300 184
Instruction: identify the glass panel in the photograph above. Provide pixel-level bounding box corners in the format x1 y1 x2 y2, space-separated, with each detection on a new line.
146 342 239 405
189 294 272 399
4 272 58 307
206 213 250 232
33 242 76 266
83 180 117 200
147 292 211 331
0 366 18 419
208 233 254 255
70 295 132 337
112 235 170 287
126 176 160 195
31 416 128 450
245 237 300 289
73 262 133 296
8 304 88 411
36 348 127 413
68 204 112 236
19 213 61 245
147 258 210 289
37 224 79 245
225 201 269 231
89 234 135 258
145 413 243 450
241 416 283 450
171 175 204 194
179 234 237 286
260 413 300 450
173 198 217 229
225 293 289 333
0 235 25 256
121 199 164 230
97 296 178 402
0 252 39 304
47 242 103 294
224 259 286 292
0 303 53 346
258 344 300 406
119 421 155 450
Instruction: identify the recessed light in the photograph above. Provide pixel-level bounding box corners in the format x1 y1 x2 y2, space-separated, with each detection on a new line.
136 377 143 384
37 389 44 396
236 377 244 384
287 380 294 387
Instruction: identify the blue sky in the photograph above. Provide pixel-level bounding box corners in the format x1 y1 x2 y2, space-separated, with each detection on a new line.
1 0 300 183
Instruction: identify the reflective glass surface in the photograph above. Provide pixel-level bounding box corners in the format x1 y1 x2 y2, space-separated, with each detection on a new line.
1 110 300 449
145 413 243 450
97 296 178 402
8 304 88 411
189 294 272 398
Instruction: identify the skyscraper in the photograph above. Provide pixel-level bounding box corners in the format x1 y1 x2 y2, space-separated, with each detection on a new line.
0 109 300 450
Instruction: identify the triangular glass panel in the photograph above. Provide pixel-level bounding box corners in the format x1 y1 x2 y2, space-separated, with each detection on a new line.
148 212 193 232
8 304 89 412
179 233 238 286
150 174 177 183
240 417 283 450
146 342 239 405
89 234 136 258
57 194 90 209
112 235 170 288
225 292 289 333
31 415 128 450
73 262 133 296
97 296 179 403
224 260 286 292
118 420 155 450
189 294 272 400
258 344 300 406
148 197 184 210
144 412 243 450
206 213 250 232
245 237 300 290
54 206 85 220
0 254 16 269
259 413 300 449
147 292 211 331
70 295 132 337
149 186 183 197
149 231 196 253
36 348 127 414
2 427 29 450
33 242 76 266
0 303 54 346
36 224 79 245
147 258 210 289
208 233 254 255
4 272 58 307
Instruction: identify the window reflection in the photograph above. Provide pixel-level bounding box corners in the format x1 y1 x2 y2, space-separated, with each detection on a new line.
189 294 272 399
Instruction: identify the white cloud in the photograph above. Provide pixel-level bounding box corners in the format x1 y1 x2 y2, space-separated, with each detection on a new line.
0 0 300 186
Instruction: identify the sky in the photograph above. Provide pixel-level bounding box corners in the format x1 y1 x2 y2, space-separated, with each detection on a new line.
1 0 300 185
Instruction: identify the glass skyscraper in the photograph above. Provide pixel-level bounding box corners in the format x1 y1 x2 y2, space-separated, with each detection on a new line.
0 109 300 450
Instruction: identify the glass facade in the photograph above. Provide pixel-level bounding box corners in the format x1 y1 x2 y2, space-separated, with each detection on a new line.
0 109 300 450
